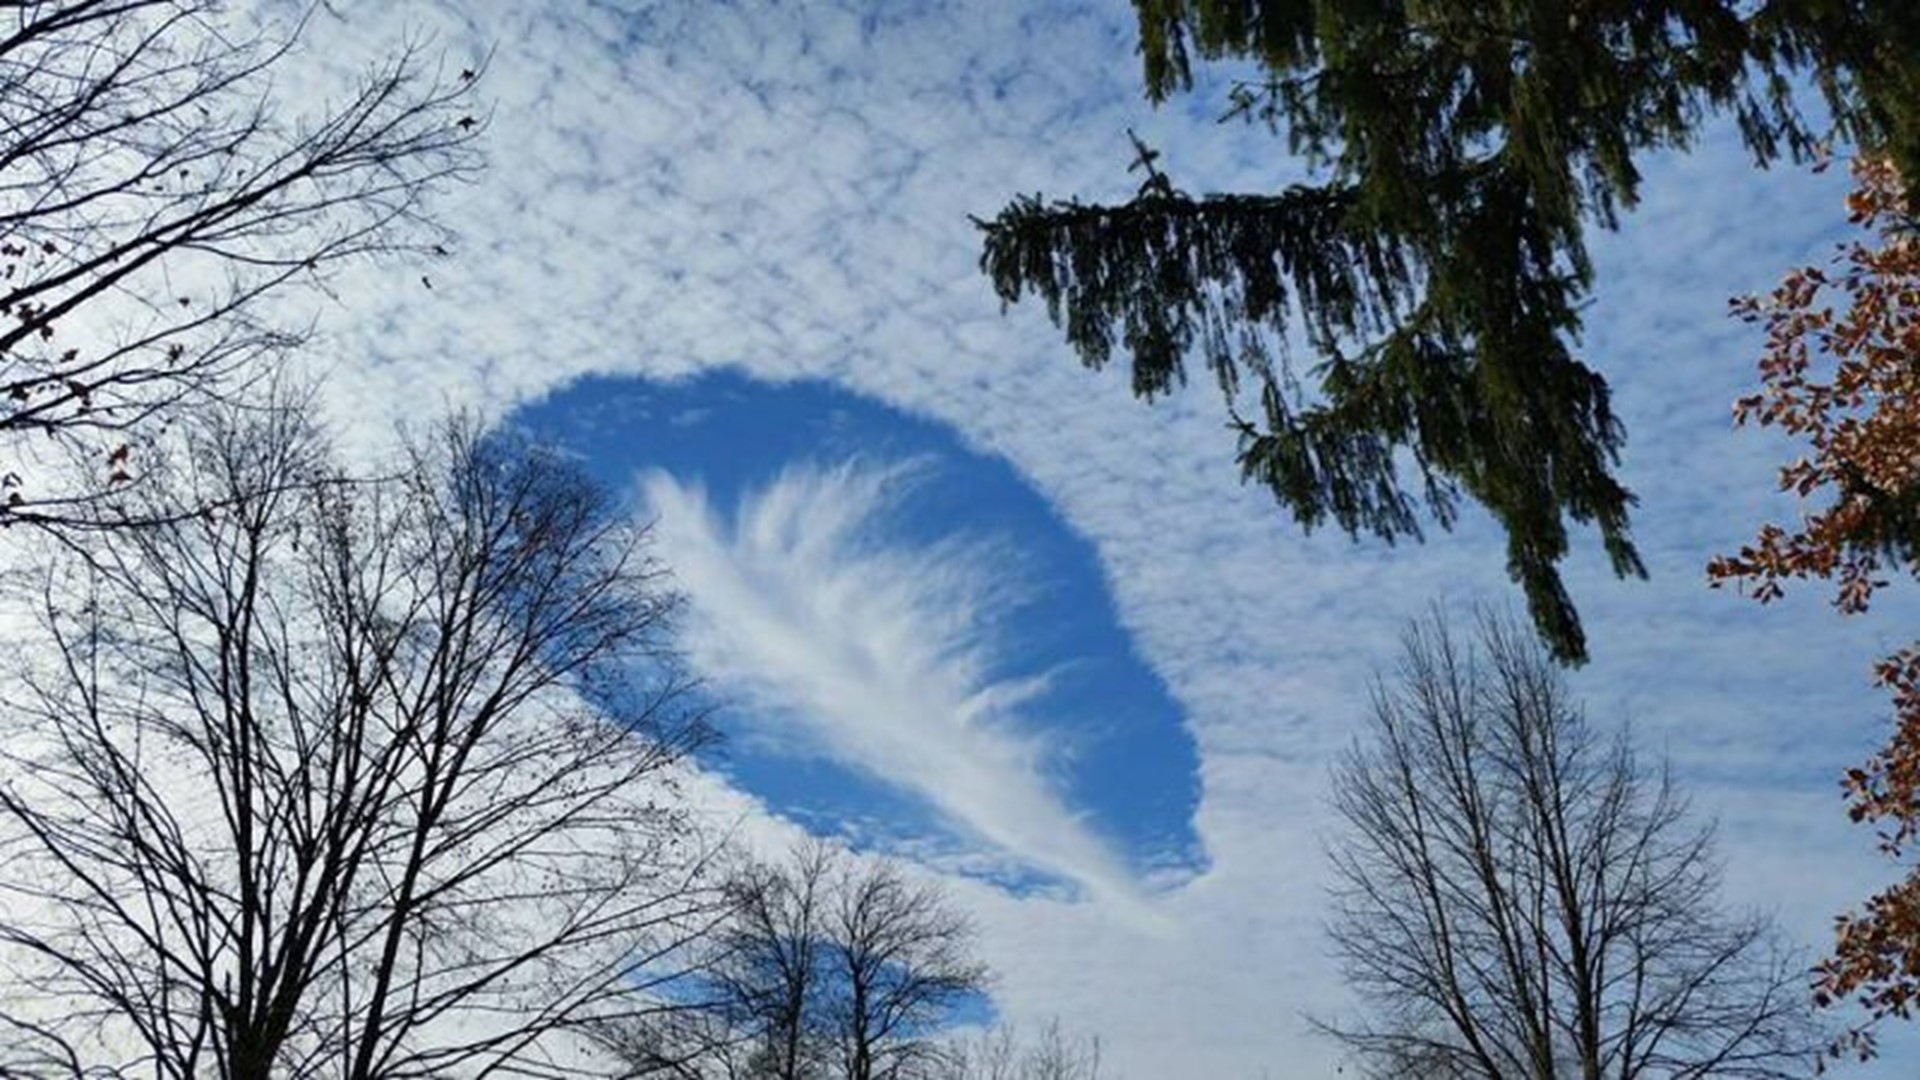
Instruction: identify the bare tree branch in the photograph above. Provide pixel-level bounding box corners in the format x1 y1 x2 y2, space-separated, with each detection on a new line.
0 1 483 534
595 840 990 1080
1317 612 1823 1080
0 398 726 1078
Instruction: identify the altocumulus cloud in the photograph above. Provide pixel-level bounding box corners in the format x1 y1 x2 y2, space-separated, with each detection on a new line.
642 461 1149 916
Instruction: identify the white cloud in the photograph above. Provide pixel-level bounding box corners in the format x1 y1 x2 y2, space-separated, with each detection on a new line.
643 461 1148 915
157 1 1920 1073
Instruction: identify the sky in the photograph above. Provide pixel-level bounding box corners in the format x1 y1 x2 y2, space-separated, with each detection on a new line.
248 1 1920 1075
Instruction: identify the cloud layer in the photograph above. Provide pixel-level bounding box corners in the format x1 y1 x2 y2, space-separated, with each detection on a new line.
220 0 1920 1072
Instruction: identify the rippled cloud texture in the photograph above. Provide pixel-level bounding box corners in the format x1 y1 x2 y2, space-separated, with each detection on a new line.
249 0 1920 1074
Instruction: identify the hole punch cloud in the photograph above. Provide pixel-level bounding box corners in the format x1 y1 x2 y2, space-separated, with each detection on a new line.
645 460 1144 908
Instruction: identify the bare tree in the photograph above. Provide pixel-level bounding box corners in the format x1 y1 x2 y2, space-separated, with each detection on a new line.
0 399 725 1078
586 1001 761 1080
723 840 839 1080
587 842 843 1080
937 1026 1020 1080
936 1021 1104 1080
0 1 480 530
828 854 988 1080
601 841 989 1080
1318 613 1821 1080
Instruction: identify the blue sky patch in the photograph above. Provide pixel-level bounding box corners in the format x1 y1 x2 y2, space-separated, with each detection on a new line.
508 370 1205 892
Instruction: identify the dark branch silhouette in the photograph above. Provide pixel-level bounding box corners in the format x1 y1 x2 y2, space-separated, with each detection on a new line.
1317 613 1822 1080
594 840 989 1080
0 1 482 534
0 399 724 1078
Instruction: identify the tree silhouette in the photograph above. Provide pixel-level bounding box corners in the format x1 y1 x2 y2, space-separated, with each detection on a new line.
595 840 988 1080
978 0 1920 662
1319 613 1819 1079
0 400 721 1078
0 1 481 533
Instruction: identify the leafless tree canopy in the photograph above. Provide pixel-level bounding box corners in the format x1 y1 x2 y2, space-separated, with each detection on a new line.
722 842 840 1080
932 1020 1103 1080
0 402 723 1079
827 848 987 1080
598 840 990 1080
1319 614 1821 1080
0 1 480 529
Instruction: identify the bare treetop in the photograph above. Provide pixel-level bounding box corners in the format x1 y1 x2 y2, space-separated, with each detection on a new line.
1319 614 1822 1080
0 1 482 531
0 402 725 1078
594 838 992 1080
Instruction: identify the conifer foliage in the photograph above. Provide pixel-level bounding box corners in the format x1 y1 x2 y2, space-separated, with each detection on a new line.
978 0 1920 663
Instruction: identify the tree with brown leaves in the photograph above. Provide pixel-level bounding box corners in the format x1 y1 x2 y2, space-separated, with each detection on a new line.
1710 156 1920 1055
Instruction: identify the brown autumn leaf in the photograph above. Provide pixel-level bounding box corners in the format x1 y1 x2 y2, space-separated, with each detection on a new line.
1716 157 1920 1046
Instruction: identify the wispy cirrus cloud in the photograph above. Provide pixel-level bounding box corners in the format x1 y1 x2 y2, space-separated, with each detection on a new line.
643 461 1146 914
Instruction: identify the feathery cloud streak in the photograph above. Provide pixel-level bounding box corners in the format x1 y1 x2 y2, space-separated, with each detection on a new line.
643 462 1143 910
